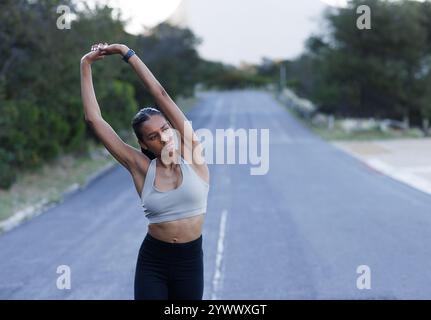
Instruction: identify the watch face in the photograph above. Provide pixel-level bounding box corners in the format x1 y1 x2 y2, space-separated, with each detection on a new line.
124 49 135 61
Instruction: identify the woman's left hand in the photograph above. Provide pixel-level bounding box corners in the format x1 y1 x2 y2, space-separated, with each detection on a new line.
97 43 129 56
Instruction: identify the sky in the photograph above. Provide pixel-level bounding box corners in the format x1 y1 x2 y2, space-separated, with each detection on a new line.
89 0 337 66
180 0 329 65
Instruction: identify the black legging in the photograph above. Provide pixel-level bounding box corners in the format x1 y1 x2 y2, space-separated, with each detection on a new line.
134 232 204 300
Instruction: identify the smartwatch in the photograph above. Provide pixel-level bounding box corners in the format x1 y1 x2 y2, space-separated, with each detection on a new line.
122 49 135 63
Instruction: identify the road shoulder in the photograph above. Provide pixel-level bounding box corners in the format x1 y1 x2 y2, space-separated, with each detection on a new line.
333 138 431 196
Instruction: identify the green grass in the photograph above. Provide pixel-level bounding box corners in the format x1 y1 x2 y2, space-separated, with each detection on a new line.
0 141 115 223
309 123 424 141
0 95 201 224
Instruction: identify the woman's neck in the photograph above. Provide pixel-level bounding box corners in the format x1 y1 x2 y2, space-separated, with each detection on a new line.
157 150 180 169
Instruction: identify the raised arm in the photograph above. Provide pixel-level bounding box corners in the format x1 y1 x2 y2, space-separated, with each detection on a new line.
109 44 204 163
80 43 149 174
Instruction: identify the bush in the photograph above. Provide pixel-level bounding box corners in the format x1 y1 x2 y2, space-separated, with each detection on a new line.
0 149 16 189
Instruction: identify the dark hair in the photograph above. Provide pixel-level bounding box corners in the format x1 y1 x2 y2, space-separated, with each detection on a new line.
132 107 166 160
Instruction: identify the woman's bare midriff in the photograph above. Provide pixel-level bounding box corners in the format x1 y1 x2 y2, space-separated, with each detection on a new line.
148 213 205 243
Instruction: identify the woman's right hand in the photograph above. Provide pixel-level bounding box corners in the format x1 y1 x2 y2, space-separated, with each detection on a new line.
81 43 129 65
80 43 109 64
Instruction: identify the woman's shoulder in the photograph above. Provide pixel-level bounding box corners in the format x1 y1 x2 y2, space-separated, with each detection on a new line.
133 152 152 175
129 152 153 183
133 156 157 198
180 152 210 185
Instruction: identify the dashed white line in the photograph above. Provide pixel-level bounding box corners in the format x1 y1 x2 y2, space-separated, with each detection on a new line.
211 209 228 300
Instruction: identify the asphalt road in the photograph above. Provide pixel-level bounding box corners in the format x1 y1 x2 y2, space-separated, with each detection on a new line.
1 89 431 299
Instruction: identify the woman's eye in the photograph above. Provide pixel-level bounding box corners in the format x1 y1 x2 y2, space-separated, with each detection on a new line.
163 127 169 131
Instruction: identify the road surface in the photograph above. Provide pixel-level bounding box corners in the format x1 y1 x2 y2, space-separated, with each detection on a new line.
1 90 431 299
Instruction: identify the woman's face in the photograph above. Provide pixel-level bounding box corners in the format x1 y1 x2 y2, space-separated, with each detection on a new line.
139 115 175 156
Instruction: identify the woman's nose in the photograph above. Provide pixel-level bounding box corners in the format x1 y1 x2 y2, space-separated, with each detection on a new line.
161 129 173 142
161 132 170 142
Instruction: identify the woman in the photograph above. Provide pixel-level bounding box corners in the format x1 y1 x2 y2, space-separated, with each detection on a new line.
80 43 210 300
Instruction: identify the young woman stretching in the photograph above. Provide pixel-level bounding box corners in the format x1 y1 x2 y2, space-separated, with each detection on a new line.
80 42 210 300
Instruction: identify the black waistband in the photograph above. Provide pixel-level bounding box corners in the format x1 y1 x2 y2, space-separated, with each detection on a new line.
141 232 203 261
145 232 202 247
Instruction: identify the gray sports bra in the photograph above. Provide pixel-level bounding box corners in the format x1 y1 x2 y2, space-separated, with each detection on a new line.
140 155 209 224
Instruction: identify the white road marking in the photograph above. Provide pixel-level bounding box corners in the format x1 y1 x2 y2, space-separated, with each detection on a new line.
211 209 228 300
